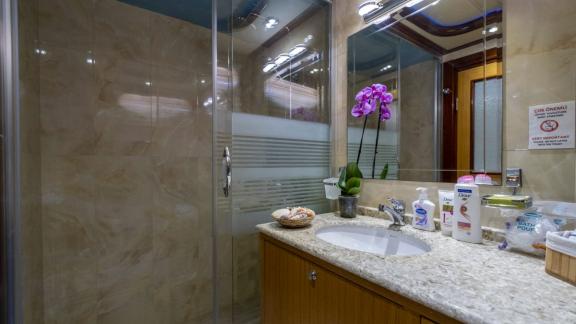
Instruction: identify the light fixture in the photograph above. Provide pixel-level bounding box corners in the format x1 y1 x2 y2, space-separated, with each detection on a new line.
274 54 291 65
373 14 391 24
203 97 213 107
86 58 95 64
360 0 440 24
380 64 393 72
35 48 47 55
265 17 279 29
304 34 314 43
358 1 381 17
288 44 307 57
262 62 276 73
404 0 425 8
145 81 152 86
200 79 206 84
488 26 499 33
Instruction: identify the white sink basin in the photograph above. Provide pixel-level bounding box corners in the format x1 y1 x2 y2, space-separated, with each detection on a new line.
316 225 431 256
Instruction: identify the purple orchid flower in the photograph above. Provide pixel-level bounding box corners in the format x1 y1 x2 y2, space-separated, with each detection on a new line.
351 83 394 120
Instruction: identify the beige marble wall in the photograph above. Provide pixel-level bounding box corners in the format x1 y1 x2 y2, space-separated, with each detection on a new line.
18 0 45 322
20 0 214 322
398 60 437 182
332 0 576 218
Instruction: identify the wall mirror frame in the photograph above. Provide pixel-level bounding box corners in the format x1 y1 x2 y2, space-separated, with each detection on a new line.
347 0 504 185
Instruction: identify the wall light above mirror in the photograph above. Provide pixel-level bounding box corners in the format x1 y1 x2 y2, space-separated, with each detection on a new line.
347 0 503 184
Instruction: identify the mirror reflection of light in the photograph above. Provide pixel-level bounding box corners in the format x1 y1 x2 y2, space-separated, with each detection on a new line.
373 14 391 24
265 78 318 110
358 1 380 17
263 62 276 73
118 93 191 118
405 0 425 7
274 54 291 65
289 44 307 57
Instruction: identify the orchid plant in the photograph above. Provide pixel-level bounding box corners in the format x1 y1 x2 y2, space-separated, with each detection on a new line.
351 83 394 179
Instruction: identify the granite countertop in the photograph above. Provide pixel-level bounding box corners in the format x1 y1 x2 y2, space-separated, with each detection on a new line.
257 213 576 324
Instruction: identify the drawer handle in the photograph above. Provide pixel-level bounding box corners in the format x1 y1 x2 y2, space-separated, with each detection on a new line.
308 270 318 282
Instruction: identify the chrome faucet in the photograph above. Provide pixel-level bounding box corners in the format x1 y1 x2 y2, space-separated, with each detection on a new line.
378 198 406 231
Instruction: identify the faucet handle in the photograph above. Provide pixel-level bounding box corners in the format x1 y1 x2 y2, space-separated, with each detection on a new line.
387 198 405 213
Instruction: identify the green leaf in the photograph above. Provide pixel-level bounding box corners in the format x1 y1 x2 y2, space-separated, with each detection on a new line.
347 187 361 196
346 162 363 179
379 163 389 180
346 177 361 189
337 167 347 190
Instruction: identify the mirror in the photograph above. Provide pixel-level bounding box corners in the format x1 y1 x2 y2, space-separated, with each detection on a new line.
347 0 503 184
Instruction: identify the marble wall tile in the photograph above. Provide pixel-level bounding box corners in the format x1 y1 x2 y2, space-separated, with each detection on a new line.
399 60 437 181
20 0 217 322
19 0 46 321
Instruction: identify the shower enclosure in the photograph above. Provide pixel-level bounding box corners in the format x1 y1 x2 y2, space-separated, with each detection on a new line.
1 0 331 323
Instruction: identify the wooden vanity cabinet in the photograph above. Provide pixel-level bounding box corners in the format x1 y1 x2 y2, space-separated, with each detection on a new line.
260 234 459 324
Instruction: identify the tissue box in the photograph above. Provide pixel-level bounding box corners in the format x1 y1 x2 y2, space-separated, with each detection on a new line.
545 231 576 285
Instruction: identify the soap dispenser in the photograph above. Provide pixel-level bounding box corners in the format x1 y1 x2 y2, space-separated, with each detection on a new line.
411 187 436 231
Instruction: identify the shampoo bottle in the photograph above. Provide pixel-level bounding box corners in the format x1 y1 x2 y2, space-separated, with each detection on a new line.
453 177 482 243
411 187 436 231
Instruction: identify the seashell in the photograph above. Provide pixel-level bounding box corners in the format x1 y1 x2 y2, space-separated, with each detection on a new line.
271 207 315 228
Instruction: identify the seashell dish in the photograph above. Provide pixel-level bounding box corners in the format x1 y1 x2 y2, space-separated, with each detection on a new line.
271 207 315 228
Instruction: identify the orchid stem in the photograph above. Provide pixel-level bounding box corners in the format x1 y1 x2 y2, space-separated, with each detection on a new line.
372 108 383 179
356 115 368 165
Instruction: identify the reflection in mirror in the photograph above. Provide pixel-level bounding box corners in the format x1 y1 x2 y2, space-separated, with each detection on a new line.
348 0 503 184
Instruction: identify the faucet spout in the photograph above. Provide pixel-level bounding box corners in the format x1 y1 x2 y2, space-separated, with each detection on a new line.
378 198 406 230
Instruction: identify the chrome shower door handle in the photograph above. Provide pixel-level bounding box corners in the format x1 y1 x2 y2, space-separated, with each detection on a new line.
222 147 231 197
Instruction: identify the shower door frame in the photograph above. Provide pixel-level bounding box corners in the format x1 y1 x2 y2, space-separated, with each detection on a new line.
0 0 22 323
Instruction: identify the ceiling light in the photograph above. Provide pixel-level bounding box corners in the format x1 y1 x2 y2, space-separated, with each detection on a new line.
380 64 393 72
35 48 47 55
488 26 499 33
200 79 206 84
274 54 291 66
262 62 276 73
288 44 307 57
145 81 152 86
358 1 381 17
404 0 424 7
86 58 95 64
265 17 279 29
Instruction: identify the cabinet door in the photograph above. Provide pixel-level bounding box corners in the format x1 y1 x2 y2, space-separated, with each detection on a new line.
261 239 311 324
309 263 404 324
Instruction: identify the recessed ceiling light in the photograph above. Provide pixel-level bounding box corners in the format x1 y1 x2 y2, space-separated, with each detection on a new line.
488 26 499 33
358 1 381 17
265 17 279 29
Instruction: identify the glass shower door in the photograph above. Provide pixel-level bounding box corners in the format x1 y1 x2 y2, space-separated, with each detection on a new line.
14 0 217 323
214 0 332 322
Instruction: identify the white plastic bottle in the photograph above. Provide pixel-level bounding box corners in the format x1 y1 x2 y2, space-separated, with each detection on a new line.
452 178 482 243
438 190 454 236
411 187 436 231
